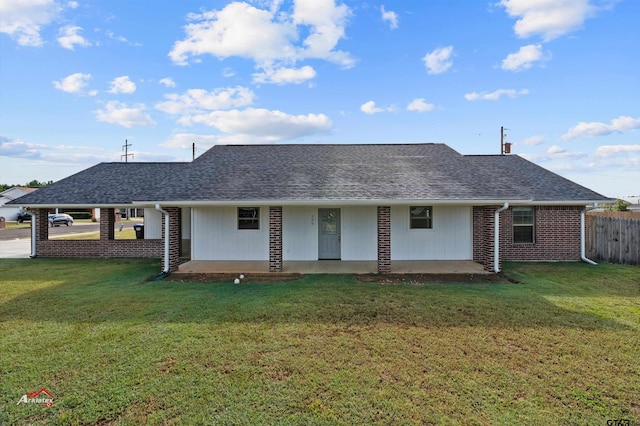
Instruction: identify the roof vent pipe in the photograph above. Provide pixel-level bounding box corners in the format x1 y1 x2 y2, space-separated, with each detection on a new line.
494 203 509 273
155 204 170 273
581 207 597 265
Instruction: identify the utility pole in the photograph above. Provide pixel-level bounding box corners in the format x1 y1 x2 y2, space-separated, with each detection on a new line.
500 126 512 155
121 139 133 162
192 142 196 161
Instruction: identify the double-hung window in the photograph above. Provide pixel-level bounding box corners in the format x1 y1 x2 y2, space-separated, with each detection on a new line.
512 207 534 243
410 206 433 229
238 207 260 230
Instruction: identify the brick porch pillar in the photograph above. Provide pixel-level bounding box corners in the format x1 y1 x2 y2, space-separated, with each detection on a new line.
33 208 49 256
377 206 391 274
473 206 497 272
100 208 115 241
269 206 283 272
161 207 181 273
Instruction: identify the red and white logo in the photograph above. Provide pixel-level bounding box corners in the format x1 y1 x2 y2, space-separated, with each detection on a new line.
17 388 54 407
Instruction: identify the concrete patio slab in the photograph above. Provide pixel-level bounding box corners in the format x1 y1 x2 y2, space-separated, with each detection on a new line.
176 260 488 275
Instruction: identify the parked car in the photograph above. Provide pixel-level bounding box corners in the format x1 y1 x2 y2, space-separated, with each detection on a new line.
17 211 32 223
48 213 73 227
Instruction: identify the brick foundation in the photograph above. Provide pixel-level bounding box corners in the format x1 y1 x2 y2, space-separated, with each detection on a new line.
269 206 283 272
377 206 391 274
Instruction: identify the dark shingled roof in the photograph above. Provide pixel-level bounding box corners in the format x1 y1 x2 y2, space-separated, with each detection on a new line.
10 143 609 206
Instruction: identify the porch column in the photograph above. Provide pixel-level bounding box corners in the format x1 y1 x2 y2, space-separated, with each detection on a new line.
161 207 181 273
269 206 283 272
100 208 115 240
377 206 391 274
33 208 49 256
472 206 496 272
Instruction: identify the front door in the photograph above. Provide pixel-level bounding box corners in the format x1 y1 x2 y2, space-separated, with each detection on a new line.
318 208 341 259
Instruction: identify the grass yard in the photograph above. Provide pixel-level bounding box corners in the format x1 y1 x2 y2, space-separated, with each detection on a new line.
0 259 638 425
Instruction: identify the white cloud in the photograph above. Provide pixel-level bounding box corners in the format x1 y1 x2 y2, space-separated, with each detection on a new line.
94 101 156 128
520 135 545 146
423 46 453 74
107 76 136 94
562 116 640 140
186 108 332 142
464 88 529 101
406 98 435 112
520 145 586 163
67 1 78 9
360 101 395 114
253 65 316 84
52 72 93 94
501 44 550 71
498 0 598 41
595 144 640 158
381 6 399 29
57 25 90 50
168 1 354 76
159 78 176 88
0 135 174 165
360 101 382 114
0 0 61 46
160 133 220 150
106 31 142 46
155 86 255 117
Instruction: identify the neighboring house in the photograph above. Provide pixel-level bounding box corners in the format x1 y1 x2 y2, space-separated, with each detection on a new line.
0 186 37 221
9 143 611 274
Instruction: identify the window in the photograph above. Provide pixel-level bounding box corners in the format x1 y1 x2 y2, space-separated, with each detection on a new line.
513 207 534 243
238 207 260 230
410 206 433 229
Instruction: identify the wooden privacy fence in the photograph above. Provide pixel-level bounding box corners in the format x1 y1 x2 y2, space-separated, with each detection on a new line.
586 214 640 265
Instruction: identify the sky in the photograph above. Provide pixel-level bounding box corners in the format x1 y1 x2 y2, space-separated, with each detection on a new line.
0 0 638 201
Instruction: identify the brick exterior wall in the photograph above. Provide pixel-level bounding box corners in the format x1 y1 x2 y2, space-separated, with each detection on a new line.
473 205 584 272
377 206 391 274
500 206 582 261
269 206 283 272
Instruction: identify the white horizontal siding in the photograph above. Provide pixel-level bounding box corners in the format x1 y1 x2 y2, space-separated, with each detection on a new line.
391 205 472 260
192 206 268 261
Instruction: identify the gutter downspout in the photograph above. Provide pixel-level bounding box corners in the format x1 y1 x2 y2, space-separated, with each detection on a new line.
581 207 598 265
494 203 509 273
30 214 36 258
155 204 170 274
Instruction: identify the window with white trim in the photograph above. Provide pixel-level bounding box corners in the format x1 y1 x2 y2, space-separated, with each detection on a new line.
410 206 433 229
238 207 260 230
513 207 534 243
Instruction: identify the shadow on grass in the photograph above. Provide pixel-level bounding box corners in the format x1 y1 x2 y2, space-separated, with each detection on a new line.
0 259 636 331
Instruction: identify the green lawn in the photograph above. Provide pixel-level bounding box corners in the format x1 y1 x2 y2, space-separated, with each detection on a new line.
0 259 638 425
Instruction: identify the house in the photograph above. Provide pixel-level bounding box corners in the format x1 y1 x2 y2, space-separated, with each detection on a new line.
0 186 37 221
9 143 611 274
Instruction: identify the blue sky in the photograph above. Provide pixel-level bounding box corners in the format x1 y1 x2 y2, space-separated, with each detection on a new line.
1 0 638 200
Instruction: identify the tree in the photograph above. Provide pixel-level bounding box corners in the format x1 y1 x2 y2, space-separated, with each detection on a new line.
607 199 630 212
26 179 54 188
